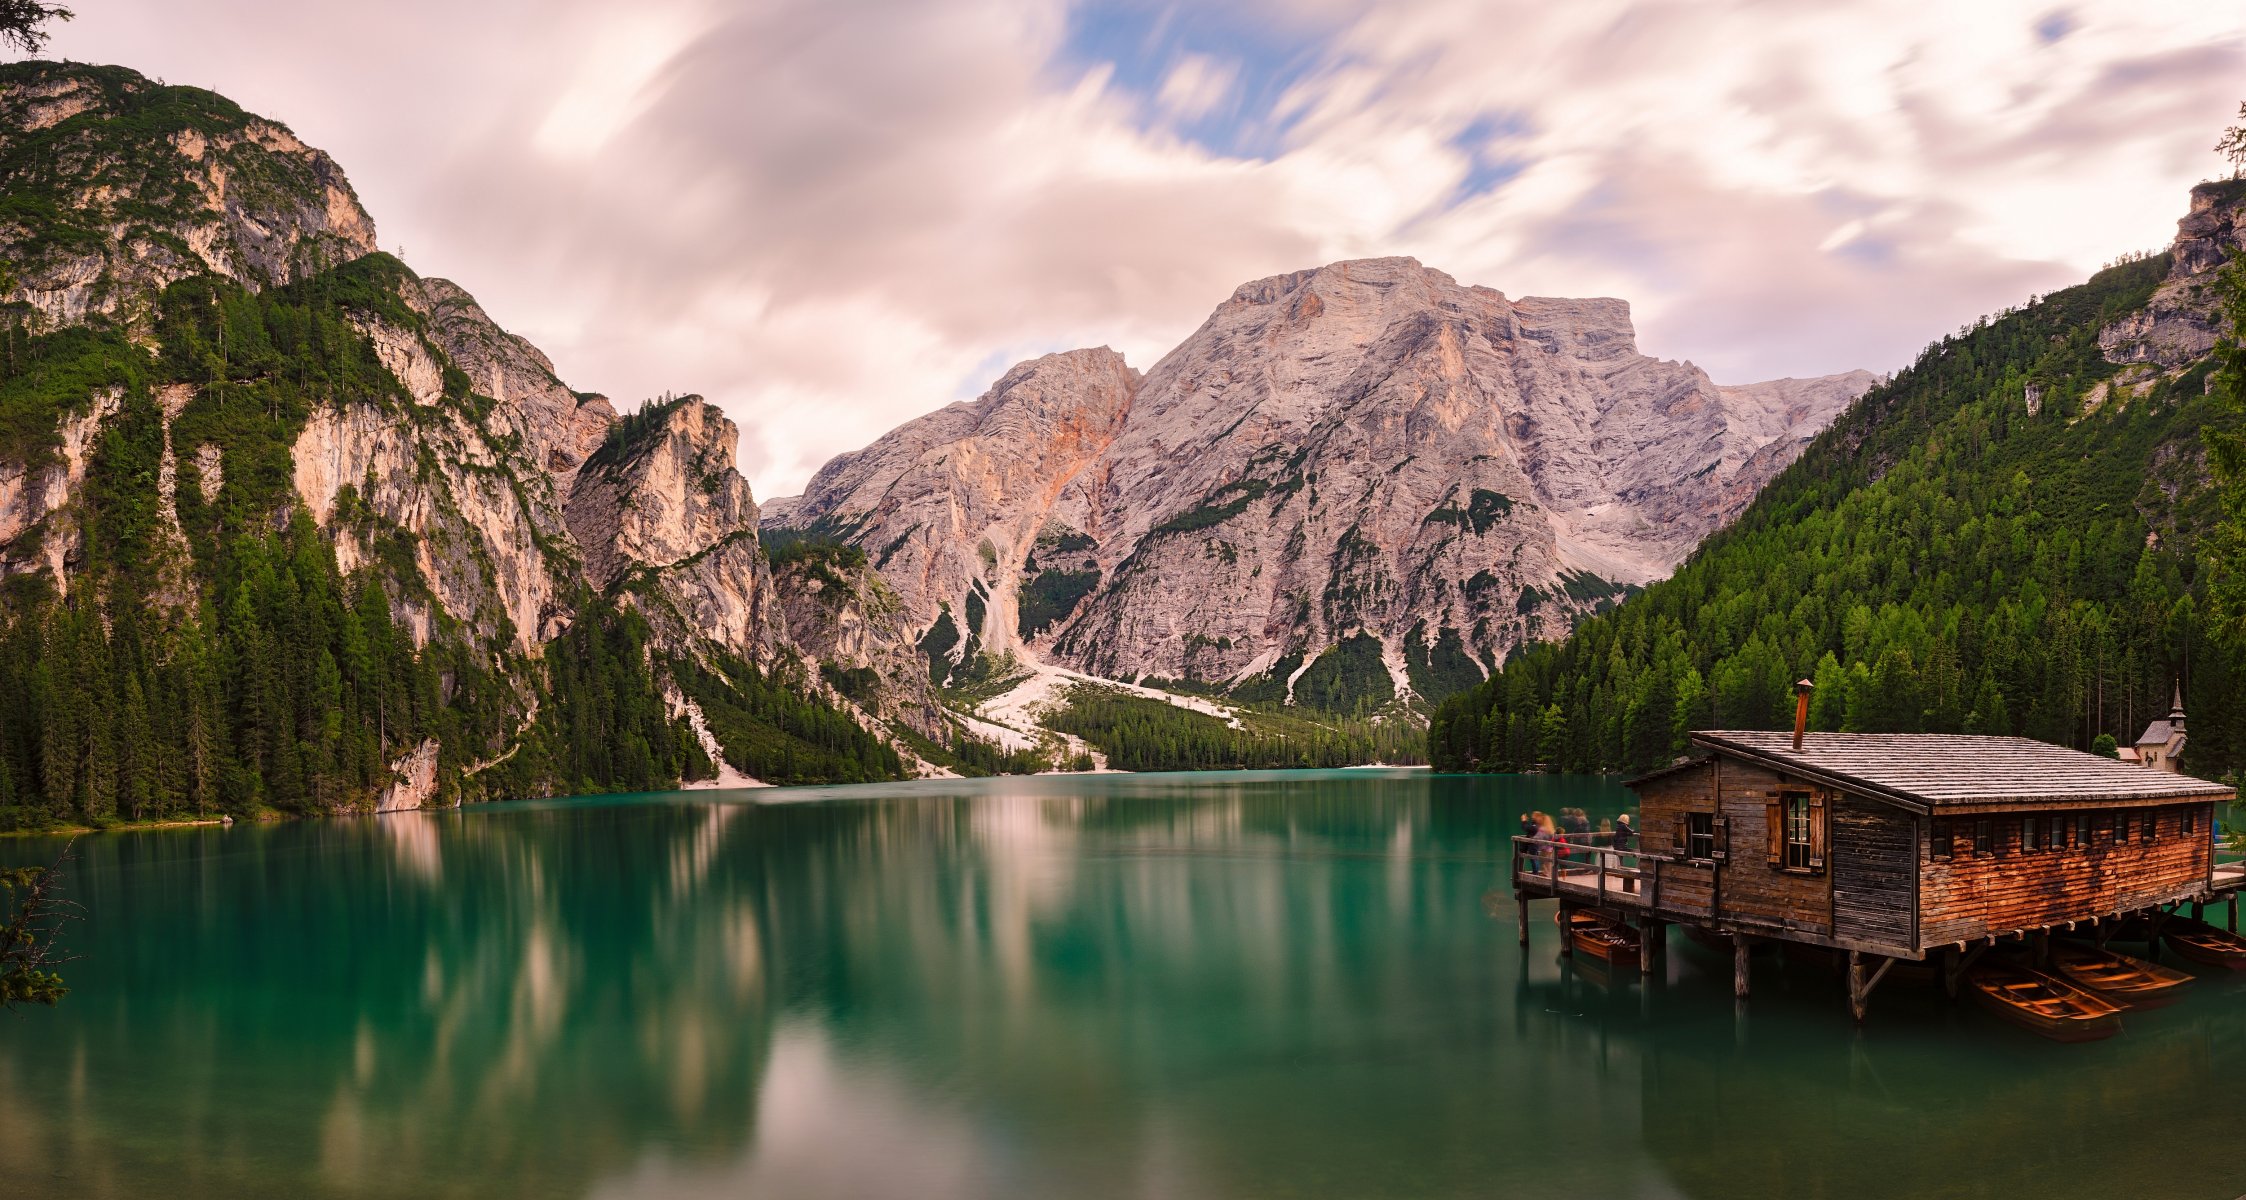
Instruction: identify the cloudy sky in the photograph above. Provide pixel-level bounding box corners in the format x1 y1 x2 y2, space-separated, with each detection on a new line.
49 1 2246 498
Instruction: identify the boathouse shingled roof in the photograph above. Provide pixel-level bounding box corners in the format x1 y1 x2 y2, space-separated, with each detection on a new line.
1682 731 2234 810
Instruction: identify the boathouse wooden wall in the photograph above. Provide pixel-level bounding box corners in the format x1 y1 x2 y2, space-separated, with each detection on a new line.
1713 761 1833 939
1830 794 1914 950
1918 802 2215 946
1635 762 1716 917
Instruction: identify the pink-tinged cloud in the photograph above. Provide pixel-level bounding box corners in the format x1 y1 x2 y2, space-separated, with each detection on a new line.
43 0 2246 496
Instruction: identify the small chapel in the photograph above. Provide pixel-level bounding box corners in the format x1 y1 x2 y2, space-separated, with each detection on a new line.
2120 686 2188 773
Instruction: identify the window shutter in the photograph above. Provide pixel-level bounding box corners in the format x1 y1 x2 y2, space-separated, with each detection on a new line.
1712 814 1729 861
1808 793 1827 871
1672 823 1686 851
1766 799 1783 866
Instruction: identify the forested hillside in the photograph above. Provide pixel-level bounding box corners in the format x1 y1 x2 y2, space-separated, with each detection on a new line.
0 62 915 830
1431 239 2246 781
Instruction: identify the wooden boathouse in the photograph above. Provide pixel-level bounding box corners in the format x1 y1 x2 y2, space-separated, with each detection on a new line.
1514 715 2238 1021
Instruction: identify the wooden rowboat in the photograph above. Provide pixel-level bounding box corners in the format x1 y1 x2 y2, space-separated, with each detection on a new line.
1966 962 2123 1043
2161 917 2246 971
2046 942 2193 1007
1556 909 1640 968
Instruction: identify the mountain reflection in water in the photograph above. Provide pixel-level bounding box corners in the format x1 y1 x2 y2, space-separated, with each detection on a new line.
3 771 2244 1199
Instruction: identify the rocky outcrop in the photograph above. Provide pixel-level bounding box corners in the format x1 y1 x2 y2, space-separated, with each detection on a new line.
770 258 1870 705
0 385 121 591
2100 180 2246 371
767 348 1137 681
376 739 442 812
408 277 616 495
769 553 950 738
0 63 378 330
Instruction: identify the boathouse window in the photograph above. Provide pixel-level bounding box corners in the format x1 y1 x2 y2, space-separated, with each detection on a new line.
2022 816 2042 853
2185 808 2198 838
1686 812 1714 860
1774 790 1819 873
1974 819 1992 855
2145 811 2158 844
2115 812 2129 844
2075 813 2090 848
1930 821 1952 861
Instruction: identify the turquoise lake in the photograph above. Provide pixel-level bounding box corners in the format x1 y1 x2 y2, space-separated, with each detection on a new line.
5 769 2246 1198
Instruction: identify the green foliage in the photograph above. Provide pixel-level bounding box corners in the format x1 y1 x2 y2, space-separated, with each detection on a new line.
1404 622 1484 702
1045 685 1422 771
765 536 868 592
0 4 73 56
1424 488 1515 535
670 652 905 787
1149 479 1270 536
920 604 961 685
1292 632 1395 714
1432 253 2246 778
1017 567 1100 639
580 393 689 474
0 852 72 1009
2205 252 2246 643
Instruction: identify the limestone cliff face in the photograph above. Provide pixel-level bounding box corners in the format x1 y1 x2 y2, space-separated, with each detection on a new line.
766 348 1137 681
2100 180 2246 371
564 397 776 656
0 63 378 330
770 258 1870 704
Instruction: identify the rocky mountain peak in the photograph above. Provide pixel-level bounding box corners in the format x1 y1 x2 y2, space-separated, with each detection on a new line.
2099 178 2246 371
0 62 378 329
772 255 1872 709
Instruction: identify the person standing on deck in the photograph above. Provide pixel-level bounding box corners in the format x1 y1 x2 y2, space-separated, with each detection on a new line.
1613 813 1637 893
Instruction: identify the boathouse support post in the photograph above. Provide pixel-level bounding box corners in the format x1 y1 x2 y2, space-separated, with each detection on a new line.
1846 952 1894 1023
2230 896 2238 933
1516 892 1529 947
1558 903 1574 957
1944 942 1988 1000
1732 934 1750 999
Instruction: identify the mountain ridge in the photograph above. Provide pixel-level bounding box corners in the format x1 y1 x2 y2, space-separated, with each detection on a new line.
767 254 1873 712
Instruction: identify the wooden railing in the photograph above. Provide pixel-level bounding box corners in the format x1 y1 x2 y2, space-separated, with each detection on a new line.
1512 833 1645 906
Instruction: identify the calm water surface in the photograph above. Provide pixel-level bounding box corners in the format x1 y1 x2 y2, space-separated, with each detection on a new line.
4 769 2245 1199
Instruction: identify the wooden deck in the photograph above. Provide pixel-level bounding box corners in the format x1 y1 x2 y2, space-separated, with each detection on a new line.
2211 860 2246 894
1512 837 1647 910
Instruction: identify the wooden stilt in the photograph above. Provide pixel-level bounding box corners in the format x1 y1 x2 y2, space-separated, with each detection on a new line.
2230 895 2237 933
1733 933 1751 999
1558 903 1574 957
1944 942 1987 1000
2193 900 2205 922
1516 892 1530 947
2033 929 2050 968
1848 953 1895 1023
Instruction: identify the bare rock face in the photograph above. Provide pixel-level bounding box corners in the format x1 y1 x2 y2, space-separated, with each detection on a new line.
564 397 780 657
410 277 616 493
0 63 378 330
768 348 1137 682
770 258 1870 704
2100 180 2246 370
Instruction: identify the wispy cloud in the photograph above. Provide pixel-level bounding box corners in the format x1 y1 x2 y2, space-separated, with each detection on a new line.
48 0 2246 497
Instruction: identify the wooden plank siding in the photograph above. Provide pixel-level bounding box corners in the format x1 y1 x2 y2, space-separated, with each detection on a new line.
1634 761 1718 917
1713 761 1834 939
1918 803 2215 947
1830 794 1914 950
